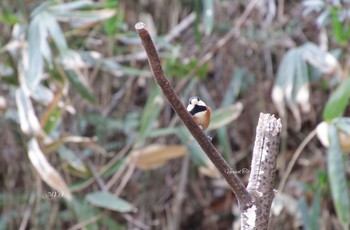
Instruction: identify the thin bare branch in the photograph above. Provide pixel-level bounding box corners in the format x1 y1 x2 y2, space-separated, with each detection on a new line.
135 22 252 207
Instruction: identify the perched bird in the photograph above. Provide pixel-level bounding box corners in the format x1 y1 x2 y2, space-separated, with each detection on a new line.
187 96 211 130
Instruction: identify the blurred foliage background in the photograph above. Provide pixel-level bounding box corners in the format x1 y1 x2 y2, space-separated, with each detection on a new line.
0 0 350 229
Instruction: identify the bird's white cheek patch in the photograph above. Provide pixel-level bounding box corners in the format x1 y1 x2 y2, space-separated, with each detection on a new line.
197 101 206 107
187 104 195 112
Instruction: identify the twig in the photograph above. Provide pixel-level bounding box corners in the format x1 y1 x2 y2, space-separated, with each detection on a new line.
114 157 137 196
71 142 133 192
170 155 190 230
68 214 103 230
135 22 252 208
86 158 107 191
278 0 285 21
122 213 150 230
19 192 36 230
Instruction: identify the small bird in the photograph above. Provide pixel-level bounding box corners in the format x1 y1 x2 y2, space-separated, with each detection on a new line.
187 96 211 130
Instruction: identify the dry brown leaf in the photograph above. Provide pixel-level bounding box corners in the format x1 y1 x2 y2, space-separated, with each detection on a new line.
338 131 350 153
129 145 187 170
316 122 350 153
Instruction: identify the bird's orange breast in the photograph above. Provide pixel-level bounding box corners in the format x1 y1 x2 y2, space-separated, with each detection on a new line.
193 107 211 130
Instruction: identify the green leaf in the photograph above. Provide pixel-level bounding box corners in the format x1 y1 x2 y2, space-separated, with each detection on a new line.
31 84 54 105
216 127 231 160
65 69 96 103
202 0 214 35
165 59 208 79
331 7 346 45
30 1 52 17
104 0 120 36
27 13 46 89
58 146 87 173
310 189 321 230
298 189 321 230
100 216 125 230
101 159 125 177
0 7 19 25
101 59 150 77
299 197 312 230
293 49 308 92
0 214 8 230
345 23 350 40
328 124 350 229
15 88 41 135
208 102 243 131
48 0 93 12
66 198 99 230
148 127 179 138
69 159 125 192
217 68 249 159
43 106 61 134
44 12 68 54
50 9 117 28
333 118 350 136
177 127 207 167
323 78 350 121
194 0 202 43
86 191 134 212
185 140 208 167
135 84 162 147
221 68 248 106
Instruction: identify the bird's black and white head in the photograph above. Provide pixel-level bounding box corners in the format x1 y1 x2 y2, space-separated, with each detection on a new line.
187 96 212 132
186 96 207 115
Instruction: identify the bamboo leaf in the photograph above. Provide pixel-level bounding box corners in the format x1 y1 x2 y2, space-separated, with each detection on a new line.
177 127 208 167
15 88 42 135
208 102 243 131
328 125 350 229
298 197 312 230
58 146 87 173
323 78 350 121
48 0 94 12
136 84 162 147
86 191 134 212
65 69 96 103
27 14 45 89
203 0 214 35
